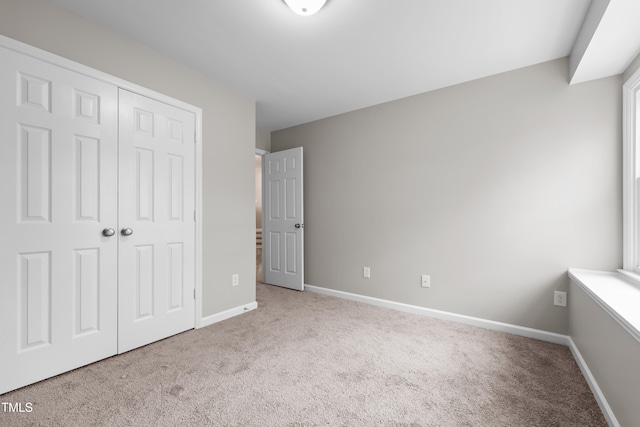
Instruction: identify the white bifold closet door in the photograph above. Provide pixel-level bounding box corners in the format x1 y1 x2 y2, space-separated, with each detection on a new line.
0 46 196 395
117 89 195 354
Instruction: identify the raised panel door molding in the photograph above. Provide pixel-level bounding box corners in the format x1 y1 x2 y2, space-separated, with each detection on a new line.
0 34 203 395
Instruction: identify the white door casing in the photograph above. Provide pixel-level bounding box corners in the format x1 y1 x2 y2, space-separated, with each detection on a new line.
0 47 119 395
118 90 196 353
0 36 202 394
263 147 304 291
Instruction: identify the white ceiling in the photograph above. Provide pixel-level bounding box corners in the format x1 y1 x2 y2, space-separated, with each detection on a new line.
570 0 640 84
50 0 640 131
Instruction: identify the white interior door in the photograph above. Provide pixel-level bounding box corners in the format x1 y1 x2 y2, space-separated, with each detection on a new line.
263 147 304 291
117 89 196 353
0 48 118 394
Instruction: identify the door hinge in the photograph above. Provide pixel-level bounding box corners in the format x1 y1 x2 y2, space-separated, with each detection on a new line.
194 289 196 299
194 210 196 222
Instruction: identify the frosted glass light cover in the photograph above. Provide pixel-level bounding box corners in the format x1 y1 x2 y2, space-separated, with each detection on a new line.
284 0 327 16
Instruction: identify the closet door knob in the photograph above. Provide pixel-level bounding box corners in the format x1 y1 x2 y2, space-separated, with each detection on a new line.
121 228 133 236
102 228 116 237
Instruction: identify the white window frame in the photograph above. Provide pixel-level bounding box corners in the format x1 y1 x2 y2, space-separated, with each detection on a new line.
622 66 640 274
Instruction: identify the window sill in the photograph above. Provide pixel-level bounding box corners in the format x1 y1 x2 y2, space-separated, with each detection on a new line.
568 268 640 344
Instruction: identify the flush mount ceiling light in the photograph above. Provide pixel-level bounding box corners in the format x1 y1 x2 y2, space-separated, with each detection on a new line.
283 0 327 16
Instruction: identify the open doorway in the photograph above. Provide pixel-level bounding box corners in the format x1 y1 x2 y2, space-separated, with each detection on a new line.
255 147 304 290
255 152 264 283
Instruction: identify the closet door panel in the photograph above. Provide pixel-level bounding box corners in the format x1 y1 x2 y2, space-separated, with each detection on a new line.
118 89 195 354
0 47 118 395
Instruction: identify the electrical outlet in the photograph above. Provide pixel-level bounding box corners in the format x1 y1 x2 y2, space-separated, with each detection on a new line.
363 267 371 278
421 274 430 288
232 274 239 287
554 291 567 307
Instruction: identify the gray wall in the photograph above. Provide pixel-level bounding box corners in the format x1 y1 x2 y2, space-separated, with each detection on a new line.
272 58 621 334
0 0 257 317
256 127 272 152
569 280 640 427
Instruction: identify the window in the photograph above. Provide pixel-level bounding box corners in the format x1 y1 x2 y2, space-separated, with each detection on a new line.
568 66 640 346
622 66 640 275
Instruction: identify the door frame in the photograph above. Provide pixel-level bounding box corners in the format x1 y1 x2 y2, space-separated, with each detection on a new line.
256 148 269 284
0 35 204 327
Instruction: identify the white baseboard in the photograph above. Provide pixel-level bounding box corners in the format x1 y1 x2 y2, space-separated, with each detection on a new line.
567 337 620 427
305 284 618 425
305 284 569 344
198 301 258 328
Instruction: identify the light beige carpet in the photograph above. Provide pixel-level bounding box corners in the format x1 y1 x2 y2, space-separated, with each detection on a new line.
1 283 606 426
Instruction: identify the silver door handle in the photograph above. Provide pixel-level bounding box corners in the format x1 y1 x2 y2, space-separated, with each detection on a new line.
102 228 115 237
121 228 133 236
295 223 304 229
